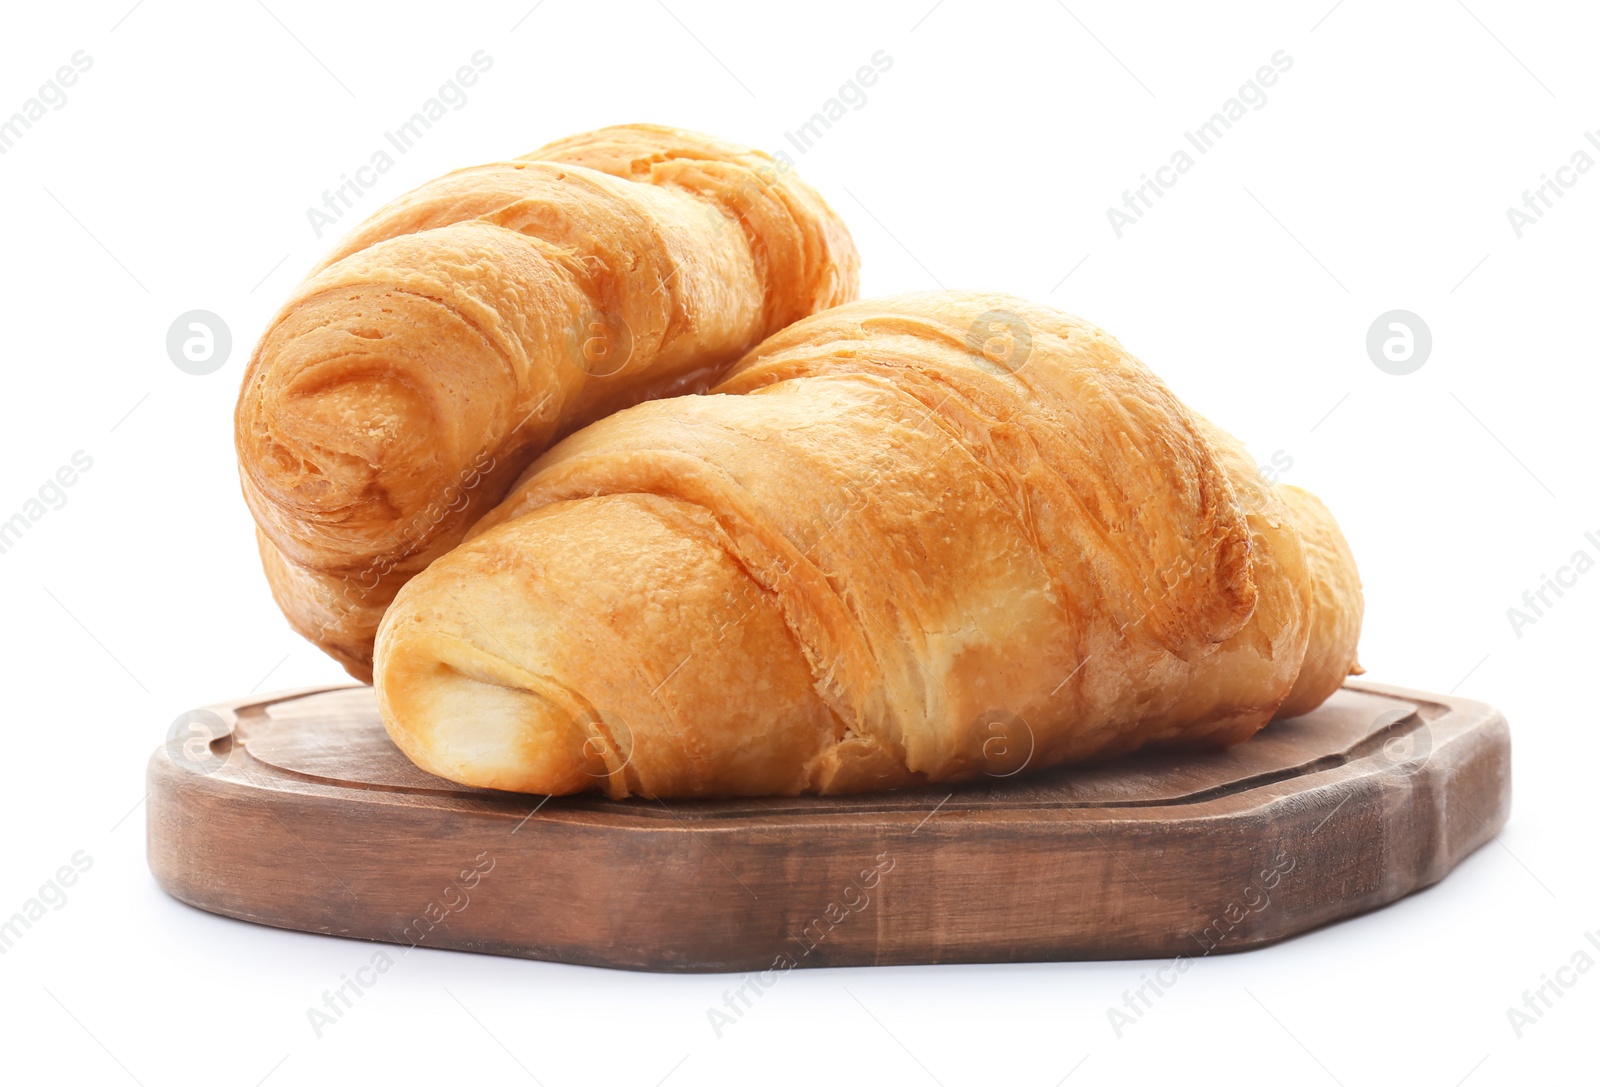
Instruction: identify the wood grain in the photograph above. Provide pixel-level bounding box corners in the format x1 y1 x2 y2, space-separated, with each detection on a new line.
146 680 1510 972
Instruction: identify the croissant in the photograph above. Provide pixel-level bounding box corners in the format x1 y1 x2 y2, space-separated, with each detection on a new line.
235 124 859 680
372 291 1363 798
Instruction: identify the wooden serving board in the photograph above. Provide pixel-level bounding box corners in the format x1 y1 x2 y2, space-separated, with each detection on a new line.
146 681 1509 972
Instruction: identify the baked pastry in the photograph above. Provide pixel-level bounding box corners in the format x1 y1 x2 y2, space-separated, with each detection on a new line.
235 124 859 680
373 291 1363 798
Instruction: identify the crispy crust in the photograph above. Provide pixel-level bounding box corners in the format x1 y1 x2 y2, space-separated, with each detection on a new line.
236 125 859 679
375 292 1363 797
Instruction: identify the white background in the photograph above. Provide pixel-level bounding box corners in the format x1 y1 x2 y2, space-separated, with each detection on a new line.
0 0 1594 1083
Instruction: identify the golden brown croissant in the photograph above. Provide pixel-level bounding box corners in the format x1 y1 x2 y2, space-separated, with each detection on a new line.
373 291 1363 798
235 124 859 680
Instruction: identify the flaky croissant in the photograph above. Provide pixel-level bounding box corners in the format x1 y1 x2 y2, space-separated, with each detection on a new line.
235 124 859 680
373 291 1363 798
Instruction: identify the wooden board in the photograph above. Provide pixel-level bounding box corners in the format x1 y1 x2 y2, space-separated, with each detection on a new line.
146 680 1510 972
